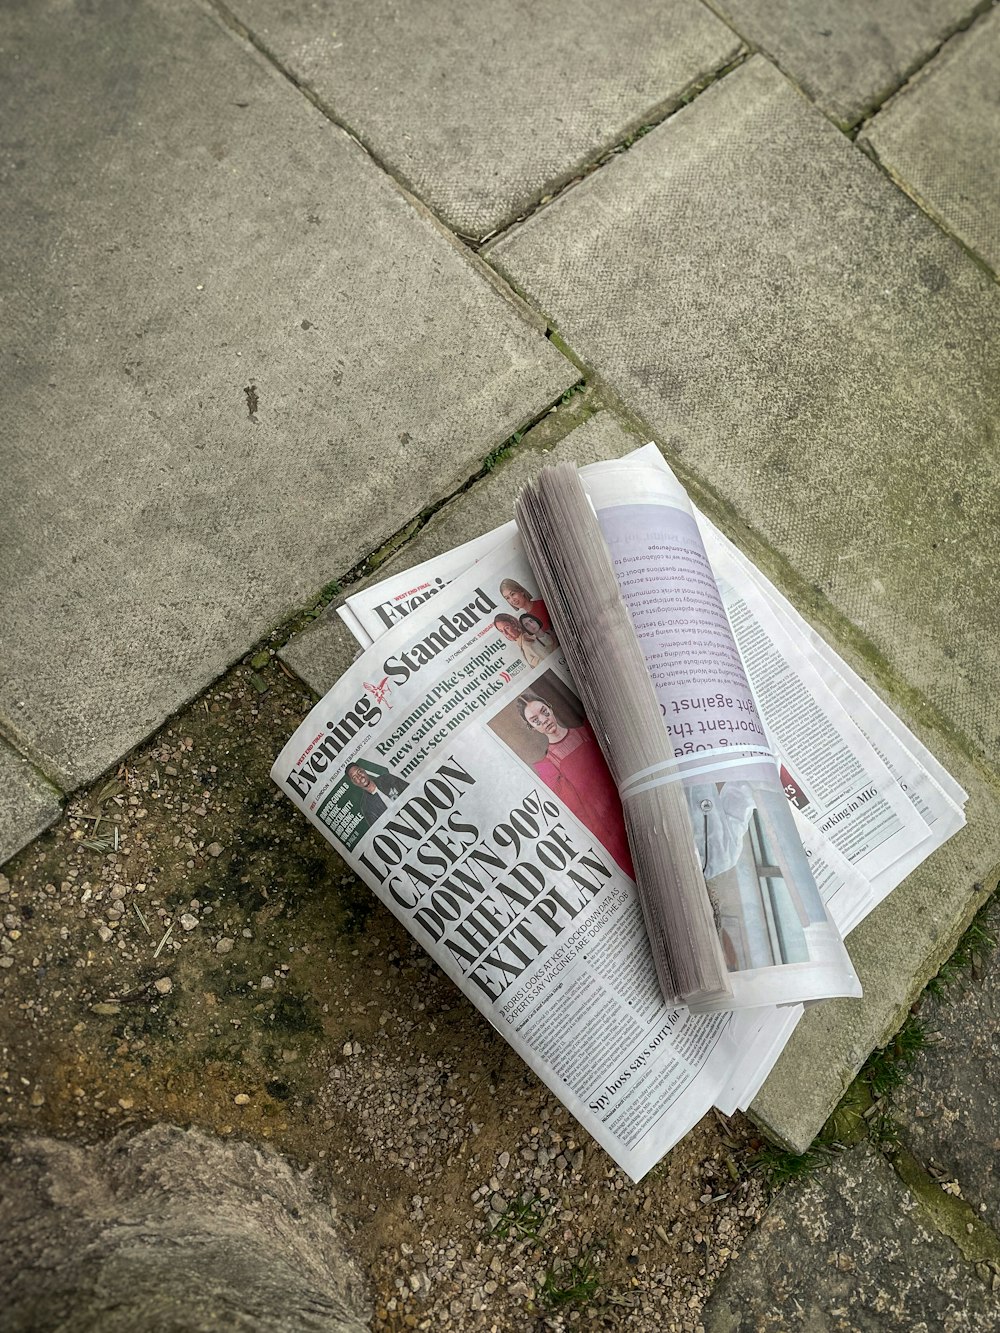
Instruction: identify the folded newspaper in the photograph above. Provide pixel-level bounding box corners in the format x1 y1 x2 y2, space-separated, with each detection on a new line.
273 444 966 1179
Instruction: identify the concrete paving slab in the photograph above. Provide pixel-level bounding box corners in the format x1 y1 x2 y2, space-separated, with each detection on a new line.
281 403 643 694
0 742 62 868
0 0 574 793
860 8 1000 276
489 56 1000 775
226 0 743 239
707 0 981 128
752 753 1000 1152
703 1142 1000 1331
893 899 1000 1233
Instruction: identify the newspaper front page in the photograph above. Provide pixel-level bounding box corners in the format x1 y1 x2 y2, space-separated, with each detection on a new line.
276 531 763 1179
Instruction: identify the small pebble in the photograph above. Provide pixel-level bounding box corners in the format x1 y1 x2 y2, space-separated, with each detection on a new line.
259 975 274 990
234 1093 251 1105
216 938 234 954
90 1002 121 1016
153 977 172 995
119 1097 134 1110
30 1089 45 1107
207 842 224 858
97 925 113 943
180 913 199 932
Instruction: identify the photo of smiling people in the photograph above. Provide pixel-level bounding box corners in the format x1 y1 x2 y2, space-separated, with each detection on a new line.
493 613 554 669
493 576 559 669
314 758 409 854
499 577 553 632
488 671 633 878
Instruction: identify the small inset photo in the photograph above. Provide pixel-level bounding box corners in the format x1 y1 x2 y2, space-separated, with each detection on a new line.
691 780 825 974
494 576 558 669
487 670 632 877
315 758 409 853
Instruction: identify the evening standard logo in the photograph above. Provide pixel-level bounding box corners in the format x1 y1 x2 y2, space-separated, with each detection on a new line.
284 692 383 800
284 586 497 801
364 676 393 710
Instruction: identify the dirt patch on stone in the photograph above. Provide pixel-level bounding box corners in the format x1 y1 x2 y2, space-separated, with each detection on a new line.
0 648 768 1330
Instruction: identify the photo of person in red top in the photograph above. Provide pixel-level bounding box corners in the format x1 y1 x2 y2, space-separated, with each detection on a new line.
499 577 552 634
496 683 633 879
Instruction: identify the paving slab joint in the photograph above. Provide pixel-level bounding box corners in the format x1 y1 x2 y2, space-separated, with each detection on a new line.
695 3 858 133
749 885 1000 1251
809 886 1000 1272
202 0 550 323
700 0 996 132
854 0 999 130
0 724 67 805
477 49 750 251
855 133 1000 287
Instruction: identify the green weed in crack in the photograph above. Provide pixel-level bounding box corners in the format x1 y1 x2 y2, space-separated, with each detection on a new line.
862 1014 931 1101
483 430 524 473
749 1140 842 1192
925 915 996 999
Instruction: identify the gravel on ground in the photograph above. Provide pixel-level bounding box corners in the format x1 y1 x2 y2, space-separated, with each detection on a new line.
0 643 770 1331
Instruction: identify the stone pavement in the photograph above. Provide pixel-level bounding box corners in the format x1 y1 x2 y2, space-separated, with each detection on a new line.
706 0 984 128
859 6 1000 278
3 0 1000 1324
0 0 574 807
224 0 743 240
705 900 1000 1329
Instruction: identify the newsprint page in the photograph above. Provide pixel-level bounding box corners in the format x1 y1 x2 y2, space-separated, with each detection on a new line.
274 446 965 1180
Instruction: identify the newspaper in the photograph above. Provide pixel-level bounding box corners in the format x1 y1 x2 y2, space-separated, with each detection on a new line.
517 456 861 1012
276 446 965 1179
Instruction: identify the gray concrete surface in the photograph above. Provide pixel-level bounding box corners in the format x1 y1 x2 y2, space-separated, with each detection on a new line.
489 56 1000 775
860 8 1000 276
282 403 643 691
0 741 62 867
708 0 982 128
0 0 574 795
225 0 743 239
703 1142 1000 1331
753 756 1000 1152
0 1125 369 1332
894 898 1000 1233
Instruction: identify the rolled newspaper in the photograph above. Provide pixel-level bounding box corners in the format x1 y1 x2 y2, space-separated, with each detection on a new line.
515 454 860 1013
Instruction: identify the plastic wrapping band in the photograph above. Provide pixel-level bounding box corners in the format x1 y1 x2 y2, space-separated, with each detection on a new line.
618 744 771 799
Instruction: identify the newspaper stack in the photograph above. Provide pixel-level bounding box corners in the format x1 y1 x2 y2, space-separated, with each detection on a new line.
274 444 966 1180
516 459 859 1014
